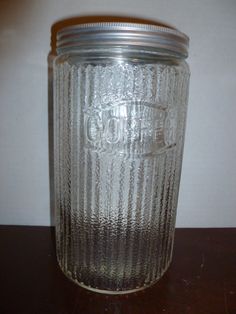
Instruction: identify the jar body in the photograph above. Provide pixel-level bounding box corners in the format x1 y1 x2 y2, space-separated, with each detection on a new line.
53 49 190 294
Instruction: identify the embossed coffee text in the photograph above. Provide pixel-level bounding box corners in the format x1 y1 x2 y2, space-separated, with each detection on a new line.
84 102 177 155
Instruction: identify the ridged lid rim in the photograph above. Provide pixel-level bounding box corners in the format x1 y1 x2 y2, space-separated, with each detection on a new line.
57 22 189 58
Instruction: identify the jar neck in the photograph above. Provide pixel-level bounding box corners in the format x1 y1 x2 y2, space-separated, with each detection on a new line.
56 45 186 62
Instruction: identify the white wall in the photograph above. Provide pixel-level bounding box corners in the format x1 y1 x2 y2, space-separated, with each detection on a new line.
0 0 236 227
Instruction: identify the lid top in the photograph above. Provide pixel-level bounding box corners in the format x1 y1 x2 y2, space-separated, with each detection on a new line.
57 22 189 58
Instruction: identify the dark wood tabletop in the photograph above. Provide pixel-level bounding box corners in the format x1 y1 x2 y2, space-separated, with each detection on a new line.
0 226 235 314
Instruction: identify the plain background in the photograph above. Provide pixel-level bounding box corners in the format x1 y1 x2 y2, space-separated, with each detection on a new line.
0 0 236 227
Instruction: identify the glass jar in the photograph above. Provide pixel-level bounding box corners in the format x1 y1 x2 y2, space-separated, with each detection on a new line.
53 22 190 294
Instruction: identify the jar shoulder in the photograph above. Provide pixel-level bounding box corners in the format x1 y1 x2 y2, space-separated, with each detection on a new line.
53 51 189 74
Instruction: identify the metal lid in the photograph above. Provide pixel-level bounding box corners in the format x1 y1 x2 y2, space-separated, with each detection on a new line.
57 22 189 58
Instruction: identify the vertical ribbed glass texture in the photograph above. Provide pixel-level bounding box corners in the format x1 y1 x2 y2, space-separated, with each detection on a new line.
53 52 190 294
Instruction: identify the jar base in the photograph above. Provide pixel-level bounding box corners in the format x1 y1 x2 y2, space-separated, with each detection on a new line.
58 261 171 295
75 279 157 295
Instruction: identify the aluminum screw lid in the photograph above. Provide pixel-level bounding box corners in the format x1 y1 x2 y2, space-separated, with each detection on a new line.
57 22 189 58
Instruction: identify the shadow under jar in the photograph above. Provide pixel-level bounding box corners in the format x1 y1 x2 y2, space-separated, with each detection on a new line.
53 22 190 294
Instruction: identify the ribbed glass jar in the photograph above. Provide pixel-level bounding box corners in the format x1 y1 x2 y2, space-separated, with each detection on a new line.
53 22 190 294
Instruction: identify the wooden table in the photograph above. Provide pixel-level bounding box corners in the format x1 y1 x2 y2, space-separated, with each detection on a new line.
0 226 235 313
